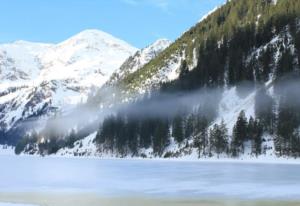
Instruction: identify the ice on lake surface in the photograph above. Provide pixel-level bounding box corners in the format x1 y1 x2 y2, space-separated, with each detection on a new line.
0 203 36 206
1 155 300 200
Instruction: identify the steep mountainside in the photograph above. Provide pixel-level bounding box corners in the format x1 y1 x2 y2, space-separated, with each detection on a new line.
87 39 172 107
117 0 299 94
0 30 137 144
15 0 300 159
108 39 171 85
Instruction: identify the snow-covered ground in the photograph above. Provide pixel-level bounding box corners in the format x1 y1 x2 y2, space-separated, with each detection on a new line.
56 132 97 157
0 145 15 156
49 131 300 165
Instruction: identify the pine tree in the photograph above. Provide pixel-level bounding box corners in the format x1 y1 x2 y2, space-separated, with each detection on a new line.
209 120 228 157
153 119 170 156
276 94 300 156
193 116 209 157
96 115 116 152
179 60 189 79
231 110 248 157
126 117 139 156
115 115 127 156
184 115 194 139
139 119 154 149
255 85 275 134
276 48 294 77
250 119 263 156
172 115 184 143
295 31 300 67
66 129 77 148
247 116 255 137
194 127 208 158
258 45 273 81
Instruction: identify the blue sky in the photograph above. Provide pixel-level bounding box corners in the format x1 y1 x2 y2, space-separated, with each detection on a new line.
0 0 225 48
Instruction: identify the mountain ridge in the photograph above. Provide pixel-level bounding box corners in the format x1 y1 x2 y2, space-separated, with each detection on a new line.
0 29 138 143
6 0 300 159
51 0 300 159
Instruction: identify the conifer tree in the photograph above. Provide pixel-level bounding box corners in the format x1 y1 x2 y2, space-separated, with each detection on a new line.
277 48 294 77
153 119 170 156
115 115 127 155
139 119 154 149
231 110 248 157
184 115 194 139
126 117 139 156
172 115 184 143
193 116 209 157
250 119 263 156
209 120 228 157
255 86 275 134
258 46 273 81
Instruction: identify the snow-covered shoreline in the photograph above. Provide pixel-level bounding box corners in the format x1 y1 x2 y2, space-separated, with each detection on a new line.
0 193 299 206
2 149 300 166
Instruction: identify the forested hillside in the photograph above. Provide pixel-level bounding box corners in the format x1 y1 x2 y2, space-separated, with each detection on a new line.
119 0 300 92
15 0 300 158
93 0 300 158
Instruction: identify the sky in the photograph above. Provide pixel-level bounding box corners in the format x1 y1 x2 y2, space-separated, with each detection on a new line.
0 0 225 48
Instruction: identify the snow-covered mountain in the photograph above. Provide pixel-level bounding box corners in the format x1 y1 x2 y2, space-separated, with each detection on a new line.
86 38 172 108
108 39 171 85
8 0 300 160
32 0 300 159
0 41 51 83
0 29 137 138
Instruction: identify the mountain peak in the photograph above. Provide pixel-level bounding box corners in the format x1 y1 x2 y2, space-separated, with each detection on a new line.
59 29 137 53
140 38 171 60
107 38 171 85
71 29 119 41
147 39 171 50
0 28 138 133
151 38 171 45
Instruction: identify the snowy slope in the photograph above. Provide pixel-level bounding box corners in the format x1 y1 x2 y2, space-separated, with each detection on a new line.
52 32 290 159
38 30 137 88
86 39 172 108
0 41 51 84
0 145 15 156
108 39 171 85
52 84 275 159
0 30 137 133
56 132 98 157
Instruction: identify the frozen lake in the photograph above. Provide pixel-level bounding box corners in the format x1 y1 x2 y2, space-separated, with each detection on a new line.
1 155 300 200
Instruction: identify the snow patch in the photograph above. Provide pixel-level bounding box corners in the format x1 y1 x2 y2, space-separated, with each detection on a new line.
215 87 255 134
0 145 15 156
56 132 98 157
